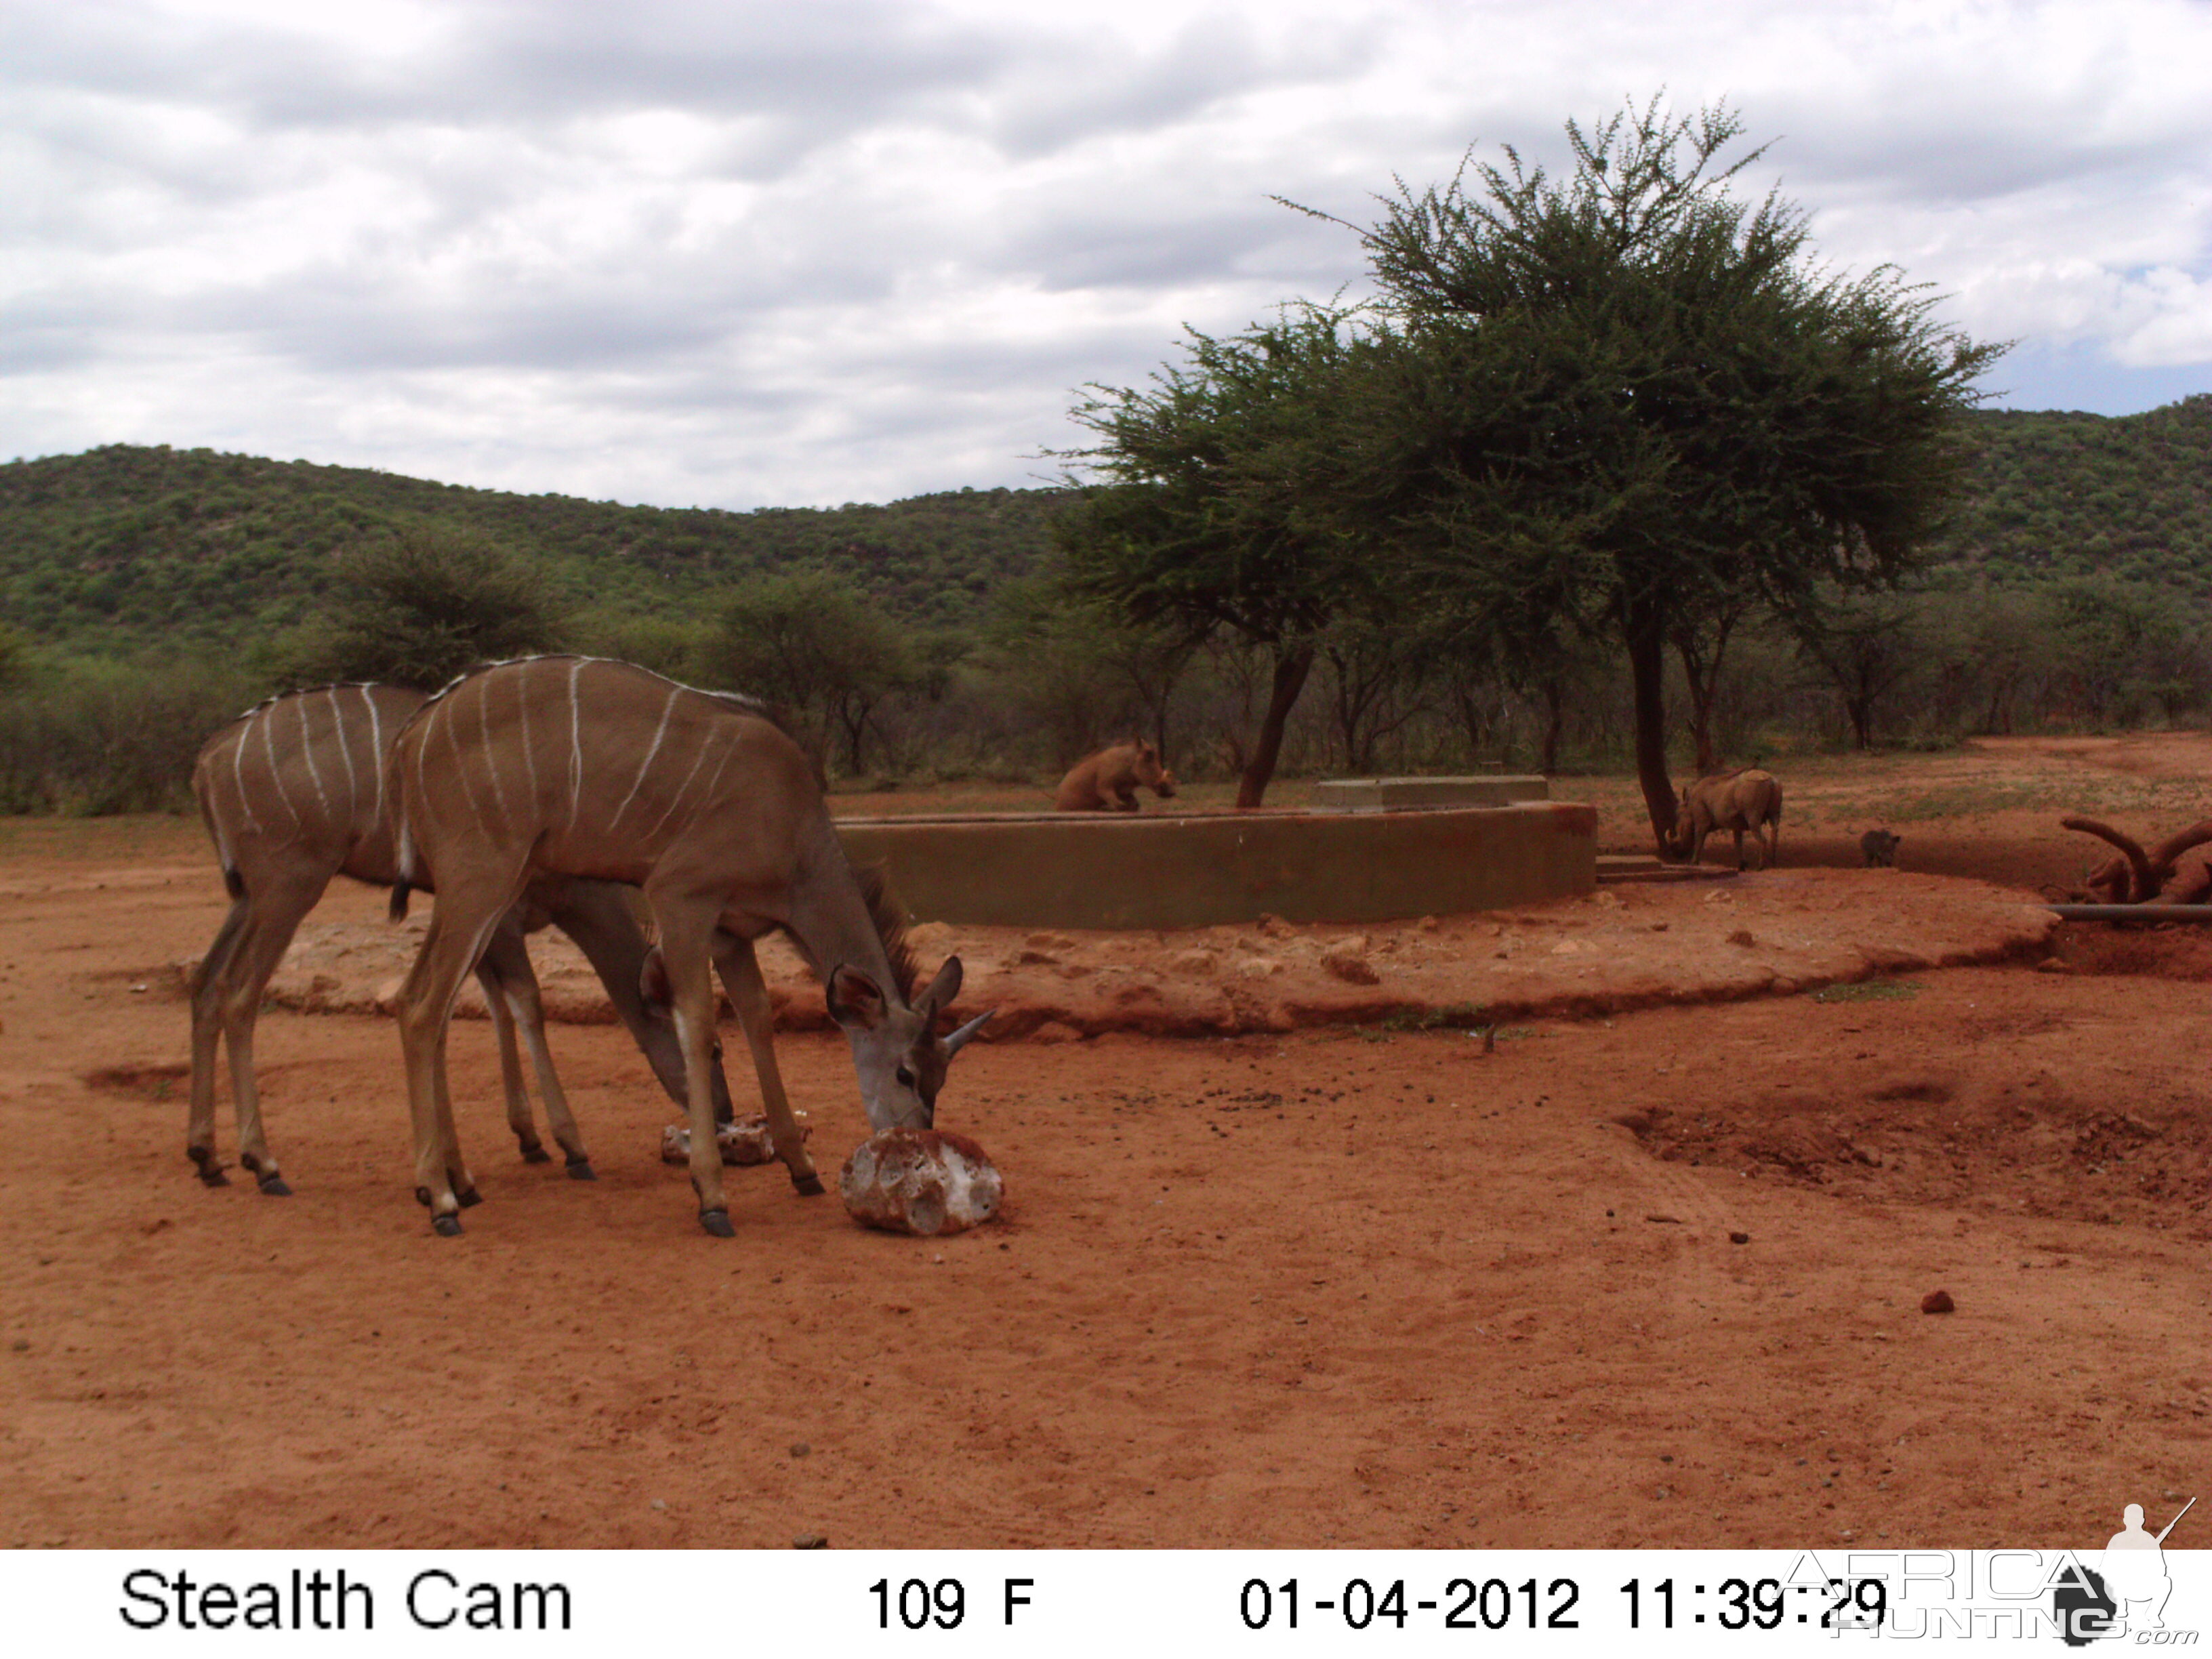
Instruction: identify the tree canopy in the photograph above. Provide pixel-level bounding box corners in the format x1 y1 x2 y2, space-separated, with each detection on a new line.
694 567 924 777
1346 98 2004 845
1053 304 1392 805
1054 99 2000 830
287 527 569 690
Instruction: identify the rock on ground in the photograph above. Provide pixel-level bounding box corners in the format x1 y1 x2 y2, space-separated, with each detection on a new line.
840 1128 1003 1236
661 1112 811 1167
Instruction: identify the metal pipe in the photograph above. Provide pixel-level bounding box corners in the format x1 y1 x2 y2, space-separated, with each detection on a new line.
2045 904 2212 922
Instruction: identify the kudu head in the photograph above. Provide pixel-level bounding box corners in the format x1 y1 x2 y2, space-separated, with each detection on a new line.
827 956 991 1130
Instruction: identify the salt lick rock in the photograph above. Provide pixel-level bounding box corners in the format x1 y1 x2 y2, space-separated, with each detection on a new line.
660 1111 811 1167
840 1128 1004 1236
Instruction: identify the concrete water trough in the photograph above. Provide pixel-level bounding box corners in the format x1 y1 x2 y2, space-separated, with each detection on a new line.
1312 775 1551 811
836 800 1596 930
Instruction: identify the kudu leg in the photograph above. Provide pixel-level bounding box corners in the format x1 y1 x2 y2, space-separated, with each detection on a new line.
712 932 824 1196
209 866 329 1195
478 920 593 1179
187 897 251 1185
649 898 733 1236
548 879 735 1127
476 959 544 1162
398 872 523 1235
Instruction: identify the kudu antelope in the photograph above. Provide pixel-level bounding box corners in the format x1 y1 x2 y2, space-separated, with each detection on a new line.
388 657 989 1237
190 683 737 1194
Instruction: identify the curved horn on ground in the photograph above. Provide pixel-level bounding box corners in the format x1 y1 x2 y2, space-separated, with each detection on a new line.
2061 816 2156 903
2144 818 2212 880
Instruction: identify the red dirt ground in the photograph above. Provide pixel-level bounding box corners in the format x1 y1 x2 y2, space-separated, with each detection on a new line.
3 737 2210 1551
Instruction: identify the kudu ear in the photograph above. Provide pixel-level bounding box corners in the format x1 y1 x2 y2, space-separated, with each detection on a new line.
826 965 889 1029
915 955 964 1020
639 946 672 1016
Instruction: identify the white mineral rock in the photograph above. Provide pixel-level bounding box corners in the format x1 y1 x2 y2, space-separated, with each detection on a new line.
839 1128 1003 1237
660 1111 811 1167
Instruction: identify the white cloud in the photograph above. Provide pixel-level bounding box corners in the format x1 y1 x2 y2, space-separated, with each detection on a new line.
1 0 2207 506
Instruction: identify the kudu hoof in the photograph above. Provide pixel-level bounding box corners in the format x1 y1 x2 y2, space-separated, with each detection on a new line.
518 1140 552 1164
188 1147 228 1187
256 1174 293 1197
456 1186 484 1209
432 1214 464 1237
698 1208 735 1238
791 1173 826 1197
565 1156 596 1183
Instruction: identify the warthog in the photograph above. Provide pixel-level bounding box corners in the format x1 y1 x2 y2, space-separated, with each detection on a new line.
1675 768 1783 869
1861 828 1901 867
1055 739 1177 811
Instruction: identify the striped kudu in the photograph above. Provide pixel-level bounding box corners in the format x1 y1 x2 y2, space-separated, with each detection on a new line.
190 683 737 1195
388 656 987 1236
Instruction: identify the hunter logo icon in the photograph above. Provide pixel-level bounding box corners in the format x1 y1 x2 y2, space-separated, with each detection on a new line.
2053 1495 2194 1645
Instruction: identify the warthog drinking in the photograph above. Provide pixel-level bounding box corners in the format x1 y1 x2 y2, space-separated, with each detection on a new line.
1054 739 1176 811
1673 768 1783 870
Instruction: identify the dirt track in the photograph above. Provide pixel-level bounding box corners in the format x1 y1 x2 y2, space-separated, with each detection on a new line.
4 738 2211 1550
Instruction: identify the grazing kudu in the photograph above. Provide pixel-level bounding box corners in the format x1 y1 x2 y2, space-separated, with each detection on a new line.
1674 767 1784 871
388 656 989 1237
190 683 734 1194
1054 739 1176 811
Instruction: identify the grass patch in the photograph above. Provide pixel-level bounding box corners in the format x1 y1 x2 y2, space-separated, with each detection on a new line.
1378 1002 1490 1032
1809 979 1925 1004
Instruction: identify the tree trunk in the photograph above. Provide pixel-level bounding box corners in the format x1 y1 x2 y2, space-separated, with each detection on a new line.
1847 693 1873 750
1625 594 1681 853
1539 676 1565 775
1237 643 1315 809
1673 626 1729 775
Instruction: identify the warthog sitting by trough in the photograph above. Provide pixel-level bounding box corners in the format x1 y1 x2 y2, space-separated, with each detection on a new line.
1673 767 1783 869
1055 739 1177 811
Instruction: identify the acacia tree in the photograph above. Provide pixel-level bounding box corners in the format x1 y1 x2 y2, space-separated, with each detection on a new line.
1053 306 1383 807
1340 98 2002 850
696 567 922 776
291 526 569 690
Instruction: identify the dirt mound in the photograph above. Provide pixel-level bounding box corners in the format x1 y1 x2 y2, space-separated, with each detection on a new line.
205 869 2057 1040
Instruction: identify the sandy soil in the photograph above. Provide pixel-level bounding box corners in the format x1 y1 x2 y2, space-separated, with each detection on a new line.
4 737 2211 1551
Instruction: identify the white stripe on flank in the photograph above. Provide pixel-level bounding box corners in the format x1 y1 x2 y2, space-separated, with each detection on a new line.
566 660 586 832
260 705 301 829
297 695 331 817
679 725 742 838
407 720 432 885
609 687 680 827
365 687 386 828
642 720 716 842
517 661 541 808
330 690 360 825
230 728 262 834
447 693 490 836
477 676 510 832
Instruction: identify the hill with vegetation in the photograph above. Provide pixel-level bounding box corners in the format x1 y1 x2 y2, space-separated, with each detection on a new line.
0 444 1066 659
1927 393 2212 592
2 392 2209 663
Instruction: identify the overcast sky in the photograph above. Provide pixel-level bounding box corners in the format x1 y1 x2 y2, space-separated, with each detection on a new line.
5 0 2209 509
